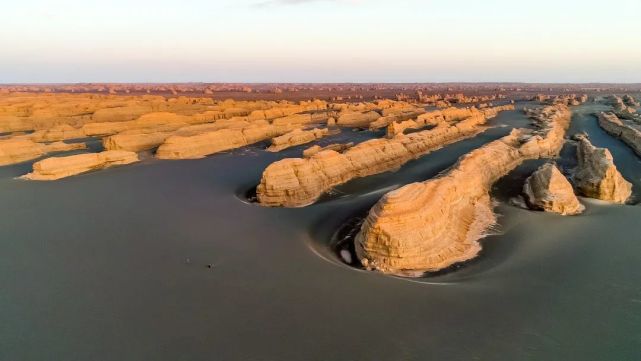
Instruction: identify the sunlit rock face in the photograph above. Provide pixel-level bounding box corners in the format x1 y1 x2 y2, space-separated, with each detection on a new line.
336 111 381 128
532 94 589 106
256 105 514 207
266 128 330 152
598 112 641 157
607 95 640 121
354 104 571 276
302 143 353 158
523 163 584 215
0 138 86 166
573 135 631 204
154 109 334 159
22 150 139 180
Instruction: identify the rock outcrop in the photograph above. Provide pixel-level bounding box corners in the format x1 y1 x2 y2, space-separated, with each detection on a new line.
523 163 584 215
22 150 139 180
533 94 588 106
607 95 640 120
267 128 330 152
336 111 380 128
598 112 641 157
623 95 640 107
0 138 86 166
367 108 426 130
354 104 571 275
302 143 353 158
256 105 514 207
386 119 419 138
573 135 631 203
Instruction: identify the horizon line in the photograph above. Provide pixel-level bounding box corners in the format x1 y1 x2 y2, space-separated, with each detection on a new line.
3 81 641 86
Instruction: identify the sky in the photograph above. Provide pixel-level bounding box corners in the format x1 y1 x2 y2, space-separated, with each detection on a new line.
1 0 640 83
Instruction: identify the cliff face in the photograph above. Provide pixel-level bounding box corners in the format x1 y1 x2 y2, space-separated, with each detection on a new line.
598 112 641 157
523 163 584 215
354 105 571 275
22 150 139 180
0 138 86 166
574 135 631 203
256 105 514 207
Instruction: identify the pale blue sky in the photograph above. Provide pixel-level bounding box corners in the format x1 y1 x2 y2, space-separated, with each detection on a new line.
1 0 640 83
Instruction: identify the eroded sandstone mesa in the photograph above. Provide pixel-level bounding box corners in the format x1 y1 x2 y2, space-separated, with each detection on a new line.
256 105 515 207
523 163 584 215
0 138 86 166
354 104 571 275
598 112 641 157
22 150 139 180
267 128 330 152
573 135 631 203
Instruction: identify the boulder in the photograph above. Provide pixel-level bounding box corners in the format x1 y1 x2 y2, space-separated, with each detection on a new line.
523 163 584 215
574 135 631 203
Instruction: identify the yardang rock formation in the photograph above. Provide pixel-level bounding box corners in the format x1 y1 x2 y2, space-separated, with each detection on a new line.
256 105 514 207
354 104 571 275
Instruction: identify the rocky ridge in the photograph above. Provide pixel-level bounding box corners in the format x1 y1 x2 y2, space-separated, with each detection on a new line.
256 105 514 207
354 104 571 275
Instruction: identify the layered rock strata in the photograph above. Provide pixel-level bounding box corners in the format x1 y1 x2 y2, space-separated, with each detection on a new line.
155 119 301 159
336 111 381 128
523 163 584 215
256 105 514 207
354 104 571 275
22 150 139 180
573 135 631 203
0 138 86 166
267 128 330 152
